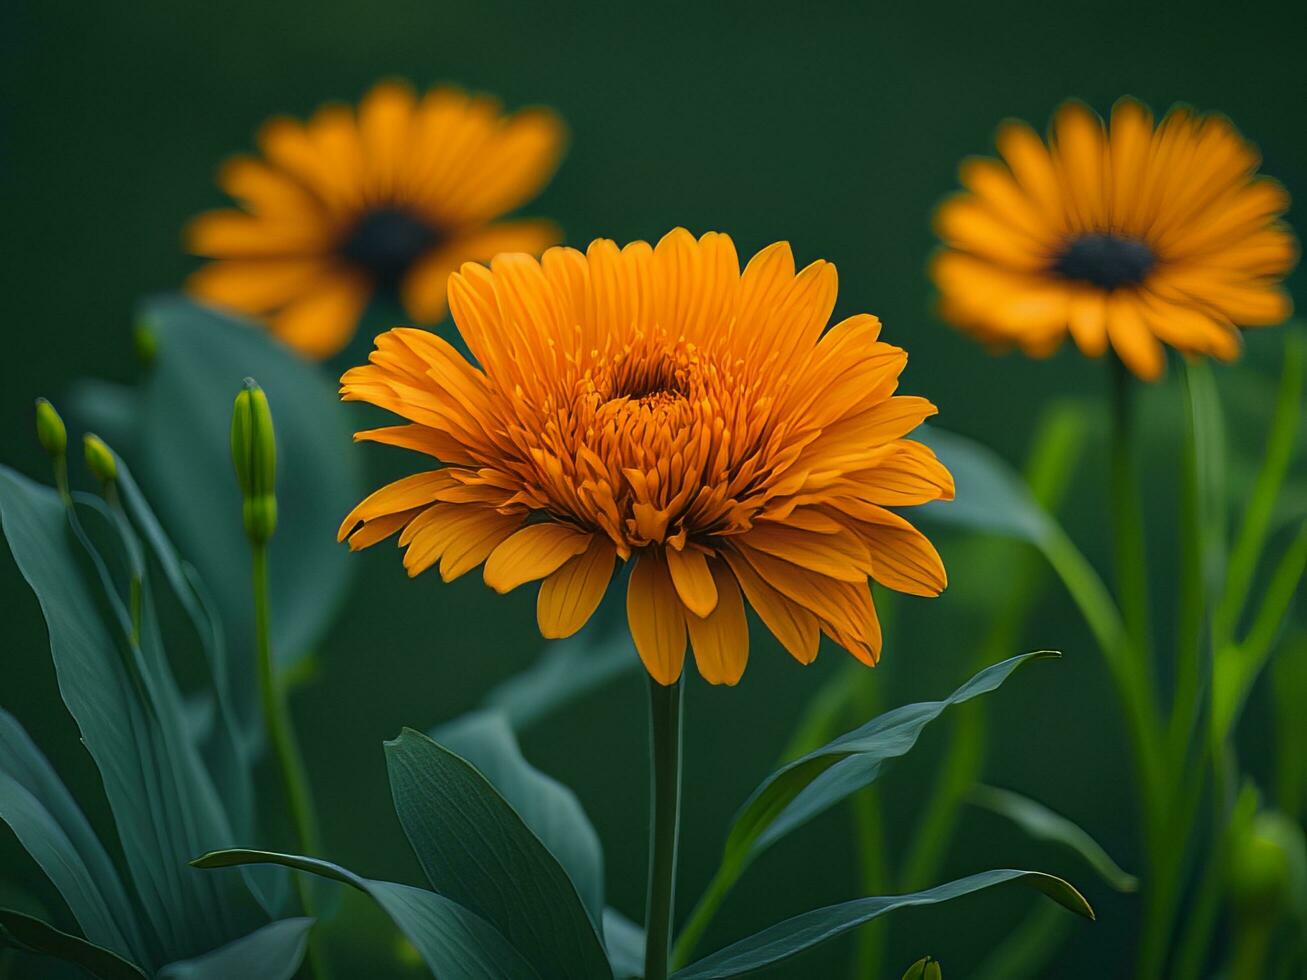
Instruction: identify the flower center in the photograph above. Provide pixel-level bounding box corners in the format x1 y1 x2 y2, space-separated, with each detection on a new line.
1051 234 1156 290
339 207 440 285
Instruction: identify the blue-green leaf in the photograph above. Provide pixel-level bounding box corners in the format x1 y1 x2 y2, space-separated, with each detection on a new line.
483 613 638 730
0 908 146 980
916 426 1054 545
157 918 313 980
672 870 1092 979
970 785 1137 892
192 850 541 980
0 710 148 964
433 710 605 927
0 467 263 964
385 728 611 979
129 296 359 724
602 908 645 979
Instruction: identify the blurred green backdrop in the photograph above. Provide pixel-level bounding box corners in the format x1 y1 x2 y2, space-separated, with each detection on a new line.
3 1 1303 976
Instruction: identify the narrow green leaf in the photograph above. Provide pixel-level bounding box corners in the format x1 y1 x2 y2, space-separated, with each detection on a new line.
0 908 146 980
970 785 1137 892
192 849 541 980
0 710 148 964
157 918 313 980
129 296 359 730
385 728 611 979
432 710 605 927
673 652 1056 967
672 871 1092 979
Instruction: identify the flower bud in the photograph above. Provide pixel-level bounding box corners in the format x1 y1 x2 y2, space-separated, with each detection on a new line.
231 378 278 543
1229 811 1306 918
83 434 117 485
133 321 158 366
34 398 67 458
902 956 942 980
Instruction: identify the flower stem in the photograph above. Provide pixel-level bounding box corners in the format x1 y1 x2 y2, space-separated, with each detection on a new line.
252 544 328 980
644 675 684 980
1109 355 1151 658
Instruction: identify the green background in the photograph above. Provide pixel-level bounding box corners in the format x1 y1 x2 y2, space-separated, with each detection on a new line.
3 1 1303 975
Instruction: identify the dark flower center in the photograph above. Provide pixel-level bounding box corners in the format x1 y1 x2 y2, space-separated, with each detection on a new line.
339 208 440 285
1051 234 1157 290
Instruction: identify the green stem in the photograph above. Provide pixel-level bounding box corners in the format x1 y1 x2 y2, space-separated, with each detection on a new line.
644 676 684 980
252 544 326 980
1109 355 1152 660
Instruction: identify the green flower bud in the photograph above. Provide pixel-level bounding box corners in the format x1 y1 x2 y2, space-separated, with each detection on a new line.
133 321 158 366
1229 811 1307 918
34 398 67 458
902 956 942 980
231 378 278 543
83 433 117 485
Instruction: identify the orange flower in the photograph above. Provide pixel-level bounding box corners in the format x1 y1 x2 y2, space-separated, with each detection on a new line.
932 99 1297 380
339 230 952 685
186 80 565 358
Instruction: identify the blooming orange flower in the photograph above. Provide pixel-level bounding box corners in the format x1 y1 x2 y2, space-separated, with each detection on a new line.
186 80 565 358
932 99 1297 380
339 230 952 685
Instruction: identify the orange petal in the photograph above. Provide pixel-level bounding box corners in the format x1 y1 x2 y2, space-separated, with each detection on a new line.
484 523 592 593
686 559 749 685
666 546 718 618
626 551 687 685
270 270 372 358
721 549 820 665
537 537 617 639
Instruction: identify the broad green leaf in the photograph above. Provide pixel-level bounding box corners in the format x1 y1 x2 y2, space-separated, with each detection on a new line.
674 653 1057 967
193 849 541 980
432 710 605 927
0 710 148 964
0 908 146 980
0 467 263 964
385 728 611 979
129 296 359 727
601 908 645 979
915 426 1053 545
157 918 313 980
113 458 254 843
969 785 1137 892
484 612 638 730
672 870 1092 979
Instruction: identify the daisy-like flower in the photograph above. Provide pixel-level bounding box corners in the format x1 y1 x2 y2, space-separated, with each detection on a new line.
338 229 952 685
185 80 565 358
932 99 1297 380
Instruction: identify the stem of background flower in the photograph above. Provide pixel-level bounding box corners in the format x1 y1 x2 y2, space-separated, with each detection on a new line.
644 675 684 980
1108 355 1152 662
251 544 328 980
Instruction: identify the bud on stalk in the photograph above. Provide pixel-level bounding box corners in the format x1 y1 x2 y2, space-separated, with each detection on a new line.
231 378 278 544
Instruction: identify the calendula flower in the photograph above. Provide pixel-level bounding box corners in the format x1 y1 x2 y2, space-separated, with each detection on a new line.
932 99 1297 380
186 80 565 358
339 229 952 685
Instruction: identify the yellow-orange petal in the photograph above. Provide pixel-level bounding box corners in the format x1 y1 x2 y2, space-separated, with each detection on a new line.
665 546 718 618
627 551 687 685
484 523 592 593
270 269 372 359
338 470 456 541
721 549 820 664
686 560 748 685
537 536 616 639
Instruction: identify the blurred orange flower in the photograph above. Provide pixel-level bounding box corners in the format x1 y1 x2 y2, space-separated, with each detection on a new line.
338 229 952 685
186 80 565 358
932 99 1297 380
